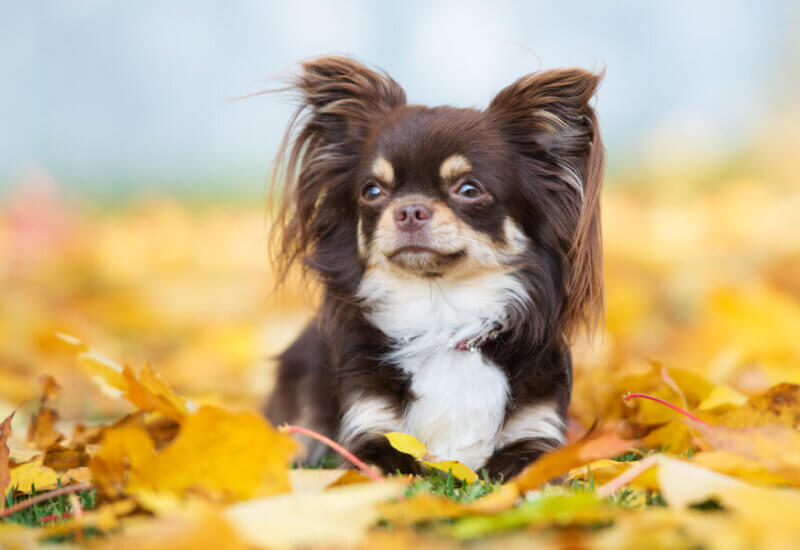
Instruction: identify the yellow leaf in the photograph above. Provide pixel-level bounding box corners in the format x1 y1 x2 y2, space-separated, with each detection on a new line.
90 424 156 497
421 460 479 483
93 512 248 550
511 427 634 492
656 455 800 529
289 469 349 493
691 450 799 487
378 483 520 525
123 364 190 422
326 469 373 488
9 458 88 492
698 385 748 410
91 406 296 500
58 333 192 420
225 478 407 548
383 431 427 459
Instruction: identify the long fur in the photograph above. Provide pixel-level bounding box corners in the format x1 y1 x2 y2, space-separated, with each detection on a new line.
265 55 605 479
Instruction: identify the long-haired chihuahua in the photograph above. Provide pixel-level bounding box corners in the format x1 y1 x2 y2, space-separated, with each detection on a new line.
265 55 604 479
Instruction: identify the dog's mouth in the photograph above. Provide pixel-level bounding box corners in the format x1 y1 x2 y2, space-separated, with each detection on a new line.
386 245 465 274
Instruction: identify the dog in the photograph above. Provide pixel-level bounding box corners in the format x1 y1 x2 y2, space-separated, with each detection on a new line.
265 55 604 479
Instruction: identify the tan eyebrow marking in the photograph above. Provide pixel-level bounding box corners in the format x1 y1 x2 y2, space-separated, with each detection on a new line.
439 154 472 180
371 156 394 184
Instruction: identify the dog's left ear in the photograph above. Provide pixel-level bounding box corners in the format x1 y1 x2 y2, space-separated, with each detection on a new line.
489 69 605 336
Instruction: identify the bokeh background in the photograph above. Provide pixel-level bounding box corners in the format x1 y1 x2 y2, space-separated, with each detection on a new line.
3 1 800 425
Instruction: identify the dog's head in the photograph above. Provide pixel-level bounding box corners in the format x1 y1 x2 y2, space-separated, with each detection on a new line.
272 56 604 337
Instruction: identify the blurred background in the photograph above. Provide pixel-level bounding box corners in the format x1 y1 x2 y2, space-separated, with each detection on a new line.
2 1 800 425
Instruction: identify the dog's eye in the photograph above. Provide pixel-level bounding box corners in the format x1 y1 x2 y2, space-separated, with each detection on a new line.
454 179 484 200
361 182 385 203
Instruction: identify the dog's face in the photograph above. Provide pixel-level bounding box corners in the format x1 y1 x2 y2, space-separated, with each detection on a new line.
273 56 605 336
355 108 527 278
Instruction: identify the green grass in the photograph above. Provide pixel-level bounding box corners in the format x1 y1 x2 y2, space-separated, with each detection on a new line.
291 452 340 469
404 469 499 503
2 481 102 544
2 482 96 527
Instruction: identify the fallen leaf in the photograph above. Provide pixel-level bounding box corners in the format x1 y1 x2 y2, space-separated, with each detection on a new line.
9 458 89 492
690 450 799 487
39 374 61 402
91 406 295 500
93 512 248 550
698 384 748 410
43 442 89 471
383 431 428 459
0 413 13 506
378 483 520 525
57 333 193 420
382 431 479 482
445 491 613 540
123 364 190 422
326 469 372 488
510 427 634 492
289 469 349 493
225 478 407 548
420 460 479 483
704 383 800 429
692 420 800 484
656 455 800 529
26 406 62 450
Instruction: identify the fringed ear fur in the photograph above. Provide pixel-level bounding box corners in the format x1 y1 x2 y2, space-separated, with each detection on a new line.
270 56 407 284
489 69 606 337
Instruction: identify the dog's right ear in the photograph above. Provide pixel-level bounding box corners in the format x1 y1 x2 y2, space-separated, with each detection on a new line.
272 56 406 288
292 56 406 145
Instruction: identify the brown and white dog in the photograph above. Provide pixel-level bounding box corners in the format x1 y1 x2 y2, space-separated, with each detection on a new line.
265 56 604 479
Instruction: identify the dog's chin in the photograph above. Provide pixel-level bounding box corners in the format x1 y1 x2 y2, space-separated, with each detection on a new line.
386 246 465 277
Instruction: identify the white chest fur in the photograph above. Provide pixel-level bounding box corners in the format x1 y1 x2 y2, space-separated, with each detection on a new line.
357 269 528 470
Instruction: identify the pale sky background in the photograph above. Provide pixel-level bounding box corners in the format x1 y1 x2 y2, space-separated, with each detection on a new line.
2 0 798 196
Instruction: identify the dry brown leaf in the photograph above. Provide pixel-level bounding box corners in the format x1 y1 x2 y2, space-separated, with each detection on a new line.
26 406 62 450
42 442 88 471
0 412 13 506
38 374 61 402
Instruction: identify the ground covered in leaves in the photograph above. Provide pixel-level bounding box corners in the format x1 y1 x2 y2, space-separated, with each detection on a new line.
3 120 800 549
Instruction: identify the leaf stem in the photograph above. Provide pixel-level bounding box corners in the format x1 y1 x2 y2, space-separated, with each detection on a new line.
280 424 384 481
0 483 92 520
623 393 711 426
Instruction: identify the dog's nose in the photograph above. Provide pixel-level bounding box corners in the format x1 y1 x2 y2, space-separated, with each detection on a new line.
394 204 432 231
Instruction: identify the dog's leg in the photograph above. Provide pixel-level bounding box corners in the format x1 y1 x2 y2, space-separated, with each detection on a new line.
338 394 420 474
484 402 566 480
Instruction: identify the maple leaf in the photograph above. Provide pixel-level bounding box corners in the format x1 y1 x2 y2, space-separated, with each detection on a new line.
91 405 296 500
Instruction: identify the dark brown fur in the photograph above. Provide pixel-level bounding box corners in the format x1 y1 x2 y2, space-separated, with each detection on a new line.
265 56 604 479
